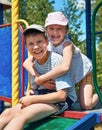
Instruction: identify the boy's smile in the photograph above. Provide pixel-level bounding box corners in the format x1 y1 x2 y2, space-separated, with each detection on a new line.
26 34 49 64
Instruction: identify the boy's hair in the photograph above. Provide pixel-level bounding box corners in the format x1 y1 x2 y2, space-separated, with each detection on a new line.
23 24 45 36
23 24 47 44
24 29 45 37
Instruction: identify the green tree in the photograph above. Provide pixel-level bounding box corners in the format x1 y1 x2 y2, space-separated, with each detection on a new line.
96 42 102 86
62 0 86 54
92 0 102 86
4 0 55 25
19 0 55 25
92 0 102 41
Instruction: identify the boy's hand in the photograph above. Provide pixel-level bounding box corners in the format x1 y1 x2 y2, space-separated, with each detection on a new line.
42 80 56 90
19 96 32 108
26 89 34 96
35 76 56 90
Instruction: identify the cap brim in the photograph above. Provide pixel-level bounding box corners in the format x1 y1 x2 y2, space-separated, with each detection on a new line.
45 21 68 27
23 24 45 35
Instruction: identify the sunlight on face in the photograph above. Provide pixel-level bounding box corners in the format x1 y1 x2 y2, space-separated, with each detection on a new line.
26 33 48 63
46 24 68 46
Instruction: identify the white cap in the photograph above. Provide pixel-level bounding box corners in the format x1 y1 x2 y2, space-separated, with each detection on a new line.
23 24 45 35
45 12 68 27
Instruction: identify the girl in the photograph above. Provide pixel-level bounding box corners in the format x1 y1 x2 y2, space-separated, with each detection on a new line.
23 12 98 110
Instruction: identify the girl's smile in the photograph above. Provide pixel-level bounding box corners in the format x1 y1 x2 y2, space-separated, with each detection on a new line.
46 24 68 46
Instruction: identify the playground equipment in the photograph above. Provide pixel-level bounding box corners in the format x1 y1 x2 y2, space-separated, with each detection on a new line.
0 24 28 102
23 113 101 130
0 0 11 112
0 0 102 129
92 1 102 104
11 0 29 106
0 0 11 24
0 0 28 107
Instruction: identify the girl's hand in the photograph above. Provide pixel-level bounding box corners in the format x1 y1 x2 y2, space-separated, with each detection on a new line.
34 76 43 85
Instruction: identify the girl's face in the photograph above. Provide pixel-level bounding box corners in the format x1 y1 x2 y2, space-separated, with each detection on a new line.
46 24 68 46
26 33 48 64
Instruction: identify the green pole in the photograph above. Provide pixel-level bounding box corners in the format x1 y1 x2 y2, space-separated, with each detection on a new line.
92 1 102 103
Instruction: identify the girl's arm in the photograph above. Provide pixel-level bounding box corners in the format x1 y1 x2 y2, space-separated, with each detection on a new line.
19 88 67 107
35 41 73 85
24 56 56 90
23 55 39 77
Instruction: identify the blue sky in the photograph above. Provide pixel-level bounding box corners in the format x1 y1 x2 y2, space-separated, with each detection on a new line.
49 0 86 40
51 0 65 11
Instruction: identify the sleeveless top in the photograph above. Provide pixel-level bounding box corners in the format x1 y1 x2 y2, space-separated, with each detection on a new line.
47 35 92 84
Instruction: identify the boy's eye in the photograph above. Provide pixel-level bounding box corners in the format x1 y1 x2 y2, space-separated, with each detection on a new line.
37 40 43 44
28 42 33 46
38 40 42 43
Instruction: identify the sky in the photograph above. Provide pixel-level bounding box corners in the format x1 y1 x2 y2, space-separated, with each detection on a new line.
49 0 86 11
49 0 86 40
50 0 66 11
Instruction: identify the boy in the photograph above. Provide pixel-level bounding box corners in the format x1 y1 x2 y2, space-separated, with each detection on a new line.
0 24 77 130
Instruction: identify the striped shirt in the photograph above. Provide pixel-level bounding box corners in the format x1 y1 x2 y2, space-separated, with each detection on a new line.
30 52 77 102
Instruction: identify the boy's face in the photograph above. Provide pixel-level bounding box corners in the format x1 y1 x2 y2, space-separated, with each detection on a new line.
46 24 68 46
26 33 48 63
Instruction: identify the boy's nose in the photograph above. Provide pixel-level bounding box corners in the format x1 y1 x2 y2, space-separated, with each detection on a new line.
33 45 39 49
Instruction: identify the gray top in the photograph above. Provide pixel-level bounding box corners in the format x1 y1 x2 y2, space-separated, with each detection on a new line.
47 36 92 84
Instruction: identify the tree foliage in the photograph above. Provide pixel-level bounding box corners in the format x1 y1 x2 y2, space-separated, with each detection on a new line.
96 42 102 86
92 0 102 41
4 0 55 26
62 0 86 54
92 0 102 86
19 0 54 25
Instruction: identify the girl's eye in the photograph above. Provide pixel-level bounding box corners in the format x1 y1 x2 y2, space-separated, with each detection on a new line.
58 28 63 31
49 28 54 30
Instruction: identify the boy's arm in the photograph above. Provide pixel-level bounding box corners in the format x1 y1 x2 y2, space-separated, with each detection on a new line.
26 89 34 96
23 55 39 77
35 42 73 85
19 88 67 107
